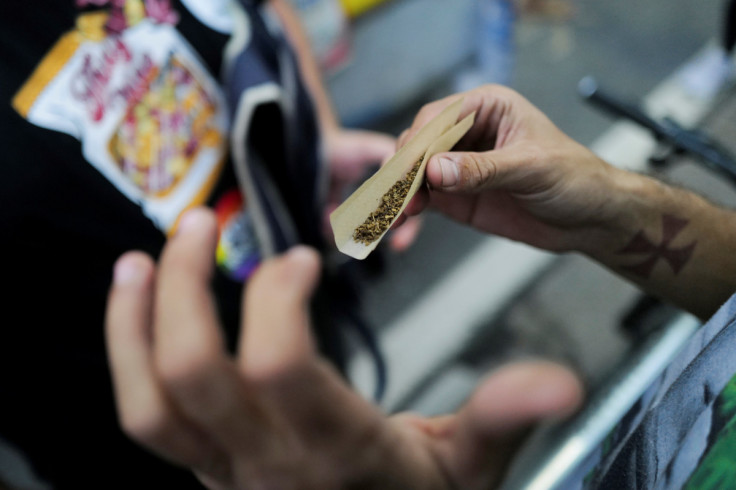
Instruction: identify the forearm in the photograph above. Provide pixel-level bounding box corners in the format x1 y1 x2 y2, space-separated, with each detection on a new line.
406 85 736 320
268 0 340 132
583 168 736 320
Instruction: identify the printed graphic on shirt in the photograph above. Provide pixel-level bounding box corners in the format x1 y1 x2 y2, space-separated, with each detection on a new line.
108 54 221 196
214 189 261 281
684 372 736 489
12 1 229 233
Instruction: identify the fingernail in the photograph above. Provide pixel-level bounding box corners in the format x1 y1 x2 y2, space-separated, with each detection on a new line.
287 245 310 258
177 209 201 234
176 208 213 236
113 255 145 286
286 245 318 266
438 157 459 187
281 246 320 288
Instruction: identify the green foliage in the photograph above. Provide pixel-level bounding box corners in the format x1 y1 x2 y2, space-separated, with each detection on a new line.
684 426 736 489
684 373 736 489
718 375 736 426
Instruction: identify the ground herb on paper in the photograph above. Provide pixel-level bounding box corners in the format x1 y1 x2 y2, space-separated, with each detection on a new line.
352 159 422 245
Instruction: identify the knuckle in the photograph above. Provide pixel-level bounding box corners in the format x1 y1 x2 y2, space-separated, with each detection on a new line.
525 144 544 165
463 153 496 189
159 235 215 283
480 83 516 101
156 344 213 391
413 101 442 127
160 246 200 280
397 129 409 146
521 144 550 176
249 255 292 294
414 104 432 123
247 351 327 395
119 401 174 447
247 356 307 390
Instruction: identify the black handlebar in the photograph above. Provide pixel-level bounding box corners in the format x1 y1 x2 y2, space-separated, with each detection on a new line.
578 76 736 185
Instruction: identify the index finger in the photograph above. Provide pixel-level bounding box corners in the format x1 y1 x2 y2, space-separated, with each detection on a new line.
399 85 524 153
397 93 462 149
154 208 275 455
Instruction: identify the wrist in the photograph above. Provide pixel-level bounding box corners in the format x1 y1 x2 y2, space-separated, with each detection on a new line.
581 169 709 277
576 168 663 261
582 171 736 318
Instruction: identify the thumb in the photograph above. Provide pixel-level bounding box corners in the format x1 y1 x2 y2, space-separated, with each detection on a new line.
448 361 584 488
426 150 514 193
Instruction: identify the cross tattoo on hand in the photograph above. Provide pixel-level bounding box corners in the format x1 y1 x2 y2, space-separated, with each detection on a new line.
617 214 697 279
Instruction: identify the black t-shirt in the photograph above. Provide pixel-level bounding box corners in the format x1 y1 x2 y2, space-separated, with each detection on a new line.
0 1 334 487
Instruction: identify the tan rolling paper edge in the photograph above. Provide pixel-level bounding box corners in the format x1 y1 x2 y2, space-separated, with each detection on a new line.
330 98 475 260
